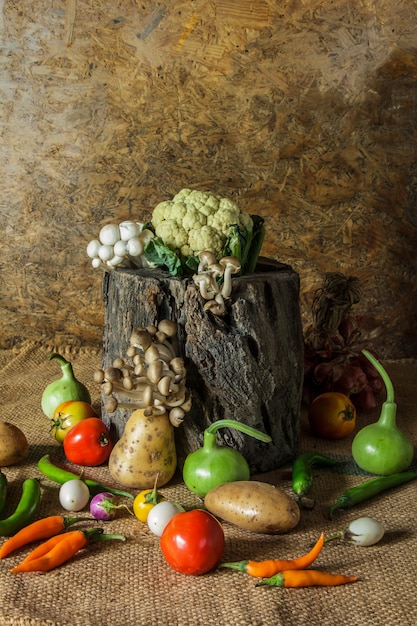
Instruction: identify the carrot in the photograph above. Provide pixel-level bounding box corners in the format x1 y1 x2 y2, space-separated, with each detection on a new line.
256 569 359 588
0 515 90 559
221 532 325 578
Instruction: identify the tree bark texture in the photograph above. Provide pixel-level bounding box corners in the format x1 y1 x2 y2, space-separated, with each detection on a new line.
101 259 304 473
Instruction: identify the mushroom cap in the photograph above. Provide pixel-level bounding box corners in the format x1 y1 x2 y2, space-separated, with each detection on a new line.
147 360 164 384
144 345 160 363
130 329 153 351
122 376 134 391
93 369 105 384
198 250 218 272
169 406 186 427
207 262 225 277
158 375 177 397
99 223 120 246
219 256 241 273
104 397 118 413
204 297 226 316
102 381 114 396
104 367 122 382
155 330 168 344
157 319 177 337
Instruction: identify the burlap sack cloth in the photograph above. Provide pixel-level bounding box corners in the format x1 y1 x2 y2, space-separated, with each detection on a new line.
0 341 416 626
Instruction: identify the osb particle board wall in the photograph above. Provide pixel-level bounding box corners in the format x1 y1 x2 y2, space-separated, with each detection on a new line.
1 0 416 358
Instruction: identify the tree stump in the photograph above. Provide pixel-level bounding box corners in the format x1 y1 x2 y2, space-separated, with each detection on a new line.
101 258 304 473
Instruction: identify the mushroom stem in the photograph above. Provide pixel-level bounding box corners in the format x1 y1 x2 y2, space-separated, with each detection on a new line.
193 272 219 300
220 257 241 299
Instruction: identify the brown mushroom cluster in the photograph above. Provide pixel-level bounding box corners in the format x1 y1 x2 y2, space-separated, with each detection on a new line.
94 319 191 427
193 251 241 315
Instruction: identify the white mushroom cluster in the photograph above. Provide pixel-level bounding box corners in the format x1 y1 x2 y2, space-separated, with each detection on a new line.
192 251 241 316
86 221 157 271
94 320 191 427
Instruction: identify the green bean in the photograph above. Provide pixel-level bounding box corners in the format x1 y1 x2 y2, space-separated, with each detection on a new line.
0 470 8 516
328 471 417 519
292 452 338 505
37 454 134 499
0 478 41 537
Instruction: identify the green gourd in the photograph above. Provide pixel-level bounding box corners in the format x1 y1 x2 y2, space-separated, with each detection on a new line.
352 350 414 475
41 353 91 418
182 419 272 497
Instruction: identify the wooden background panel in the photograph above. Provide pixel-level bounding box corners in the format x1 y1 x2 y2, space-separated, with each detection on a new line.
0 0 416 357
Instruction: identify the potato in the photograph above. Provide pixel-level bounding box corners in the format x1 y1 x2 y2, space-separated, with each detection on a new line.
0 421 29 466
108 408 177 489
204 480 300 534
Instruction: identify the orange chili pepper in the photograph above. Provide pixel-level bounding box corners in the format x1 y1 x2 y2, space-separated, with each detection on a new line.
0 515 90 559
10 528 126 573
256 569 359 588
11 529 92 573
17 531 81 565
221 532 324 578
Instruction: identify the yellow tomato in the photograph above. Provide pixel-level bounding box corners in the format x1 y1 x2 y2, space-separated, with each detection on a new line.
308 392 357 440
50 400 98 444
133 488 166 523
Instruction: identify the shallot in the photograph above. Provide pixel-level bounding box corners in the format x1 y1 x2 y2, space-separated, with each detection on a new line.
325 516 385 547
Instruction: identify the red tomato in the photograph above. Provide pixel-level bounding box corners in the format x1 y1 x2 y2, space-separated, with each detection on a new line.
51 401 98 444
308 392 357 439
63 417 114 466
160 509 225 575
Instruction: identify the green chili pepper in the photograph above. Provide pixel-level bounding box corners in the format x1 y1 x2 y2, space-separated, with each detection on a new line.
328 471 417 519
292 452 338 501
37 454 134 499
0 478 41 537
0 470 8 516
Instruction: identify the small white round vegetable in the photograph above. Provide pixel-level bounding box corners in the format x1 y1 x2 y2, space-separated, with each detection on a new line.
98 244 115 262
59 479 90 512
113 239 128 257
147 501 184 537
347 516 385 546
127 237 144 257
92 257 102 268
99 224 120 246
119 221 141 241
86 239 101 259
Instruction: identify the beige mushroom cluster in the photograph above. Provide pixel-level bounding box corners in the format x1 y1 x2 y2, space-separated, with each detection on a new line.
94 319 191 427
193 251 241 315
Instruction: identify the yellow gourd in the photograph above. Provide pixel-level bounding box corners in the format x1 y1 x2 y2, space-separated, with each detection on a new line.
108 408 177 489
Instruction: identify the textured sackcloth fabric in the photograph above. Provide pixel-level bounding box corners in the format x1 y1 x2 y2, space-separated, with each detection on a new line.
0 341 416 626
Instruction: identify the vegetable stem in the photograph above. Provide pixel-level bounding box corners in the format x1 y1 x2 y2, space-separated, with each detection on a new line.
37 454 134 499
89 532 126 543
362 350 394 403
206 419 271 443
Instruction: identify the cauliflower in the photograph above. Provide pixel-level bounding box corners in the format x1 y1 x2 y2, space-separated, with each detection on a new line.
151 188 253 259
